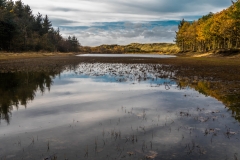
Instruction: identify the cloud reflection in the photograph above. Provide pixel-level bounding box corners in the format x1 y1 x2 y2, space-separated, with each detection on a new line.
1 63 239 159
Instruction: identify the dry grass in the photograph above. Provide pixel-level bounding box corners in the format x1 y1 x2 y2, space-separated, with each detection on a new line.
0 52 76 60
192 53 214 57
177 49 240 58
126 43 180 54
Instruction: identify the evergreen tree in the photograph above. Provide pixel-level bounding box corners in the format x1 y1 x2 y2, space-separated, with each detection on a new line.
13 0 24 18
0 0 80 52
0 0 6 7
33 12 43 35
0 0 15 50
42 15 52 34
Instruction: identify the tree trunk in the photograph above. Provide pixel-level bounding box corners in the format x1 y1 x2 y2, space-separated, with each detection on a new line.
236 38 238 49
223 37 226 49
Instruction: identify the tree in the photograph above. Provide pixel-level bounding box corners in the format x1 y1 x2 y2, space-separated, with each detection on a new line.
175 1 240 52
42 15 52 34
33 12 43 35
0 0 15 50
175 20 191 51
0 0 81 52
0 0 6 7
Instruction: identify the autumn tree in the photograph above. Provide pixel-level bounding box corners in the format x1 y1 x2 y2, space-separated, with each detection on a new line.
175 1 240 53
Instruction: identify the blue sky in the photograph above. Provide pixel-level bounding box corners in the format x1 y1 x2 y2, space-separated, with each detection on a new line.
20 0 232 46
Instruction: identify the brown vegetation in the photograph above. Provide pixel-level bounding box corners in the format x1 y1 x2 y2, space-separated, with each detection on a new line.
0 52 75 60
80 43 179 54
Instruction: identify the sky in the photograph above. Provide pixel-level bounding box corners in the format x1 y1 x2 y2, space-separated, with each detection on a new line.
20 0 232 46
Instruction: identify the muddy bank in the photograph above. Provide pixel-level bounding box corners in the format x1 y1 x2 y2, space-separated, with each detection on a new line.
0 56 240 81
0 55 239 75
176 49 240 58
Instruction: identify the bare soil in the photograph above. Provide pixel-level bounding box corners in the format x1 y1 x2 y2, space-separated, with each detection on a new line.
0 56 239 80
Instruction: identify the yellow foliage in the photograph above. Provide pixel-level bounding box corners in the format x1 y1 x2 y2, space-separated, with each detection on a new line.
176 1 240 52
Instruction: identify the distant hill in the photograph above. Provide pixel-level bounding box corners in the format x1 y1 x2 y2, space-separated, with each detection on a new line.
80 43 180 54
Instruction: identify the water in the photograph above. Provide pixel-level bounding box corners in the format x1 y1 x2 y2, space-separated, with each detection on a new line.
0 63 239 160
77 54 176 58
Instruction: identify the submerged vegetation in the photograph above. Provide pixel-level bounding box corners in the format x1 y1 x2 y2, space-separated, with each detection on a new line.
0 60 240 159
0 0 80 52
1 56 240 125
80 43 179 54
175 0 240 53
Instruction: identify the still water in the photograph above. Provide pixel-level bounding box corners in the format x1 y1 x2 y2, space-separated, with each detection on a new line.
77 54 176 58
0 63 239 160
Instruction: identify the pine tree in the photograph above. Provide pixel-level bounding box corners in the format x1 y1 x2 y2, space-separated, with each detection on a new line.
0 0 80 52
42 15 52 34
33 12 43 34
0 0 15 50
0 0 6 7
13 0 24 18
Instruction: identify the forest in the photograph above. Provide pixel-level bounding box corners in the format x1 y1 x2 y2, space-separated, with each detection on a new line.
0 0 80 52
175 0 240 52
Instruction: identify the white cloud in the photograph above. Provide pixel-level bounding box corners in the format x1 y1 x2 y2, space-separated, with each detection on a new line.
59 21 178 46
21 0 231 24
16 0 232 46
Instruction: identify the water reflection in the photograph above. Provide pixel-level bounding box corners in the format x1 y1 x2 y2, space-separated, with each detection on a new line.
178 79 240 122
77 54 176 58
0 63 175 124
0 63 239 160
0 72 57 123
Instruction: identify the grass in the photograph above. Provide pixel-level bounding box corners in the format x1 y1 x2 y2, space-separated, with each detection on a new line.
80 43 180 54
124 43 180 54
0 52 76 60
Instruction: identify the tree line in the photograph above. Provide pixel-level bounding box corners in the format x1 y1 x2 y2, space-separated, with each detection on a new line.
0 0 80 52
175 0 240 52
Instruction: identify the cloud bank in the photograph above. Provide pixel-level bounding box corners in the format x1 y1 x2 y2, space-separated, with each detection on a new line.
19 0 232 46
59 21 178 46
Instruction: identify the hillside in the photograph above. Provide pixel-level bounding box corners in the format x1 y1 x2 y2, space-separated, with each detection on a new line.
80 43 180 54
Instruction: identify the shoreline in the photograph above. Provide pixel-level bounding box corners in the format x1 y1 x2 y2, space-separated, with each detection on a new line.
1 50 240 61
0 52 77 61
0 54 240 72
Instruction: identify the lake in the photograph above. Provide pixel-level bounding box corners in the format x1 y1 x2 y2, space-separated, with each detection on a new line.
0 62 239 160
77 54 176 58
